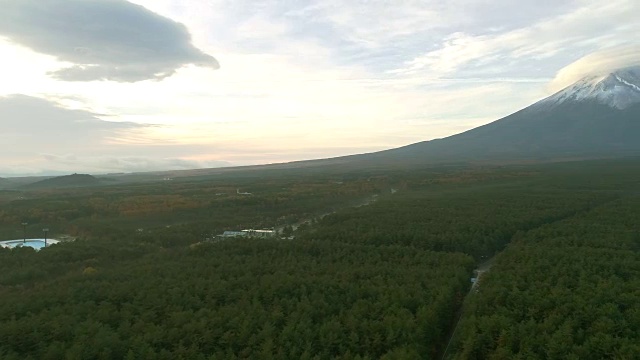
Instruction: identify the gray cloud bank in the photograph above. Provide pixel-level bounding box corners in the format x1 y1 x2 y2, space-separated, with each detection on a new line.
0 94 142 146
0 0 219 82
37 154 230 175
0 154 231 177
0 95 230 176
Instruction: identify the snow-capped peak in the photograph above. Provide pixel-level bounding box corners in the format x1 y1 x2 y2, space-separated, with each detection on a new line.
540 66 640 110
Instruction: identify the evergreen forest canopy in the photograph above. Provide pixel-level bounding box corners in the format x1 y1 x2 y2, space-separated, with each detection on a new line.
0 158 638 359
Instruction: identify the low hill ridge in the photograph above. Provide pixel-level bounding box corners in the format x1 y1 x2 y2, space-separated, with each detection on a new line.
23 173 100 189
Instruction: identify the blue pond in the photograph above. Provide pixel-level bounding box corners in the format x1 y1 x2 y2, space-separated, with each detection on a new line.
0 239 59 250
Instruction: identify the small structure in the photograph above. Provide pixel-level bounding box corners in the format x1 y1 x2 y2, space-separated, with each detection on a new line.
221 231 248 238
241 229 276 238
216 229 276 240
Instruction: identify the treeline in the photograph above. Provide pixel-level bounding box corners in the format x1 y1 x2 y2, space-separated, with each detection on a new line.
300 187 610 259
450 196 640 359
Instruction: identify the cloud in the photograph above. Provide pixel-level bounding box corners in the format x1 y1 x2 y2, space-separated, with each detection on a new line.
0 94 236 175
0 154 230 176
0 94 144 146
0 94 143 139
549 45 640 92
0 0 219 82
391 0 639 79
36 154 231 174
285 0 581 50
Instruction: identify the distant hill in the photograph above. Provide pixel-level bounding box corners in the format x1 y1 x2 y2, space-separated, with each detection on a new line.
0 177 15 190
22 173 101 189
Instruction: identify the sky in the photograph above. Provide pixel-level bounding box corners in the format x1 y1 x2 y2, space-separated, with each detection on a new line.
0 0 638 176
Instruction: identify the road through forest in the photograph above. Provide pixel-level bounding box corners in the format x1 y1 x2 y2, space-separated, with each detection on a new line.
440 257 495 360
275 191 385 233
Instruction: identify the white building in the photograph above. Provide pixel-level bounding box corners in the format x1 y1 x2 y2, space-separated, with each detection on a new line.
221 231 247 238
241 229 275 238
217 229 276 239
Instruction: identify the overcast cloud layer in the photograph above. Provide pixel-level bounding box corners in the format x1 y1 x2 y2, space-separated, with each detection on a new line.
0 0 638 176
0 0 219 82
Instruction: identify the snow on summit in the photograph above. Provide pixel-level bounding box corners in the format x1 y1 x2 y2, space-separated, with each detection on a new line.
542 66 640 110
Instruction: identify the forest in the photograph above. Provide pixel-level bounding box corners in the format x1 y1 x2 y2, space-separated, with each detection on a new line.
449 196 640 359
0 158 638 359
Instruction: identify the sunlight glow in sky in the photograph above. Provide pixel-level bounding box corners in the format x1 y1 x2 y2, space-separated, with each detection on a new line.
0 0 638 176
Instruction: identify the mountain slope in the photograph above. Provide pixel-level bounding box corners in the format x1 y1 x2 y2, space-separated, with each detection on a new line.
363 66 640 164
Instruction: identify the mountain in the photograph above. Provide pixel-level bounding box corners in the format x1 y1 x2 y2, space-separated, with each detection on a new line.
541 67 640 110
22 173 101 189
359 66 640 165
